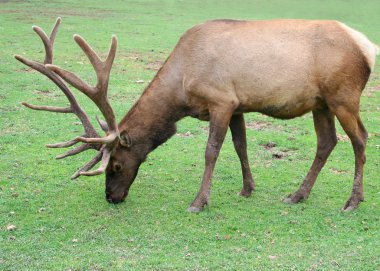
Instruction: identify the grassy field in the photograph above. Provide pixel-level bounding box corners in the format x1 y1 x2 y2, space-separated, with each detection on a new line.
1 0 380 270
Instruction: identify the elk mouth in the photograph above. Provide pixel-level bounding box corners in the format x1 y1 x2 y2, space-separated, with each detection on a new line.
105 190 128 204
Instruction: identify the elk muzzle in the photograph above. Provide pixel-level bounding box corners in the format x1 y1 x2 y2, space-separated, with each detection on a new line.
105 189 129 204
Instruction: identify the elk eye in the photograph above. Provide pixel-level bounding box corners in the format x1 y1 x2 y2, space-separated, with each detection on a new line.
113 162 122 172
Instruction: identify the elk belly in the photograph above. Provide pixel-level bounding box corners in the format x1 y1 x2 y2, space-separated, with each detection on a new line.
255 95 324 119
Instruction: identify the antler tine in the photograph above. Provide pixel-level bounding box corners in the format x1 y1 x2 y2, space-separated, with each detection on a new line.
79 148 111 176
56 143 92 159
22 102 73 113
73 34 103 74
49 18 61 48
45 63 93 95
33 17 61 64
71 151 103 180
76 133 117 144
104 35 118 73
46 137 82 148
96 115 109 132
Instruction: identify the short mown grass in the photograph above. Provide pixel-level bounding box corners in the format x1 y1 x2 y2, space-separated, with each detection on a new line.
1 0 379 270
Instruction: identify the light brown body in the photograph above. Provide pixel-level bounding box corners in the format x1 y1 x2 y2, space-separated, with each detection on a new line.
165 20 371 120
18 19 378 211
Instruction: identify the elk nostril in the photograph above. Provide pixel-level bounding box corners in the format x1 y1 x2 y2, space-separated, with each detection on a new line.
113 163 122 172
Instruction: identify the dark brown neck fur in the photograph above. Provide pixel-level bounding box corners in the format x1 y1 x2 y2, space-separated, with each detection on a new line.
118 72 187 159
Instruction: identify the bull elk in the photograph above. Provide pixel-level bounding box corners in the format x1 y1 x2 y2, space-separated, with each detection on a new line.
16 18 378 212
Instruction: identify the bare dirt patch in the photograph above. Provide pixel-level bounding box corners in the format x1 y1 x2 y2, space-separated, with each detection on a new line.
271 147 298 160
16 67 34 73
246 120 283 131
367 85 380 91
337 134 350 142
0 9 20 13
36 8 113 18
272 151 286 159
363 85 380 97
146 61 164 71
176 131 193 137
0 106 20 113
260 141 297 160
29 89 63 101
329 168 350 175
0 0 23 3
120 53 141 61
262 141 277 150
33 89 61 98
1 7 113 24
201 126 209 133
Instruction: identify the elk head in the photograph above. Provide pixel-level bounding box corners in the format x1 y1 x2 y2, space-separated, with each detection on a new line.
15 18 141 203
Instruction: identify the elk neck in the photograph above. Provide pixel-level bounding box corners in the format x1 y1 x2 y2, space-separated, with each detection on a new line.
118 68 188 158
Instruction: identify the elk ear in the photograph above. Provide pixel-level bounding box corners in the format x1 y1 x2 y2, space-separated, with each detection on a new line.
120 131 132 148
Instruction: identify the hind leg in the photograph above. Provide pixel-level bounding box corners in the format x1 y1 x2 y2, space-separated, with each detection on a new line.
229 114 255 197
284 108 337 204
334 107 368 211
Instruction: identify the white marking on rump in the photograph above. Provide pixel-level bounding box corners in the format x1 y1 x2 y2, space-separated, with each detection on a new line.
338 22 378 71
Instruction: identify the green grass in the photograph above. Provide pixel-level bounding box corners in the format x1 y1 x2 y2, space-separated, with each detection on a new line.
1 0 380 270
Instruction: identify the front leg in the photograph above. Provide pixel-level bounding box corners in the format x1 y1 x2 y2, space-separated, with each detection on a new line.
188 106 235 213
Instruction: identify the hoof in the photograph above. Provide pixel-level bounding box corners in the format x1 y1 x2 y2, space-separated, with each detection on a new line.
239 189 253 198
239 182 255 197
187 206 203 213
283 193 305 204
342 205 357 212
342 197 362 211
283 197 296 204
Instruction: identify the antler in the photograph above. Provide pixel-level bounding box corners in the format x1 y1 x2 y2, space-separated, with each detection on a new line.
15 18 119 179
46 34 119 144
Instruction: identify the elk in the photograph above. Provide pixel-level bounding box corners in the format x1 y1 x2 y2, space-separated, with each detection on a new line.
16 18 378 212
